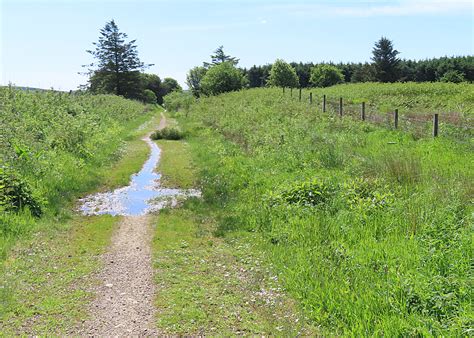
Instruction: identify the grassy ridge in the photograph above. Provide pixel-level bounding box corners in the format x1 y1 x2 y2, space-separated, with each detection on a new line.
177 84 473 335
0 87 157 258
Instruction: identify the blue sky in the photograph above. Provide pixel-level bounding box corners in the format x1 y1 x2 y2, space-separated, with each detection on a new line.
1 0 472 90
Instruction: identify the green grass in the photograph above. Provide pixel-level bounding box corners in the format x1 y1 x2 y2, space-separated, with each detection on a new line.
155 140 196 189
152 116 315 334
175 84 473 335
153 202 315 335
0 215 116 335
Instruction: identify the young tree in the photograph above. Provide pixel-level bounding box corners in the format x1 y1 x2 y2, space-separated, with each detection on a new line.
85 20 150 99
371 37 400 83
200 62 246 96
309 64 344 87
267 59 299 88
186 66 207 97
203 46 239 67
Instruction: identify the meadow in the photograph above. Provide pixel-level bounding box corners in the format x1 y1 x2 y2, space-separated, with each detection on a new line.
173 83 473 335
0 87 151 259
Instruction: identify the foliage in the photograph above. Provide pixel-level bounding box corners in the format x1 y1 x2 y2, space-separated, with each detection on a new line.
0 86 147 257
243 57 473 88
151 127 185 140
310 64 345 87
163 91 195 114
143 89 157 104
180 84 473 335
200 62 246 96
0 166 43 217
440 70 466 83
267 59 299 88
186 66 208 97
203 45 239 68
85 20 149 99
371 37 401 83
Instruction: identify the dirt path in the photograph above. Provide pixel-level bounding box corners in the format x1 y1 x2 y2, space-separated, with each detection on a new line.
80 215 157 335
78 114 169 335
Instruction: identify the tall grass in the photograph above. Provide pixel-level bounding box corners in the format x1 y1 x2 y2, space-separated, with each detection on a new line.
0 87 149 259
179 85 473 335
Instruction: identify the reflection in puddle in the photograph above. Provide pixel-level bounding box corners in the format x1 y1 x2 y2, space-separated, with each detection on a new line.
79 136 200 216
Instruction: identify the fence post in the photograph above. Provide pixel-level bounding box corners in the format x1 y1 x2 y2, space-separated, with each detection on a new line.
310 92 313 104
433 114 439 137
299 88 302 102
323 95 326 112
290 87 293 97
361 102 365 121
339 97 343 116
283 87 285 94
394 109 399 129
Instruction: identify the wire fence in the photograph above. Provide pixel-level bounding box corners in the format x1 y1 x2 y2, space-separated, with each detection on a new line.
286 88 474 140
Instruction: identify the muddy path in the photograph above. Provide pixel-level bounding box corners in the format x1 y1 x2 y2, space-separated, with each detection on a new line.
76 113 170 335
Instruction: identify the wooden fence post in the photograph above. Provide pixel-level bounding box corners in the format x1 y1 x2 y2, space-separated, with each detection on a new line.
433 114 439 137
361 102 365 121
290 87 293 97
323 95 326 112
310 92 313 104
299 88 302 102
283 87 285 94
394 109 399 129
339 97 343 116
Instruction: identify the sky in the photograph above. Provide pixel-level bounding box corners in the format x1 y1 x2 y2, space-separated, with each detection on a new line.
0 0 473 90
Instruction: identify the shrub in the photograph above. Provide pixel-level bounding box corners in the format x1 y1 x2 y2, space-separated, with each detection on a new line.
0 166 43 217
310 64 345 87
200 62 246 96
143 89 157 103
151 127 184 140
163 91 195 113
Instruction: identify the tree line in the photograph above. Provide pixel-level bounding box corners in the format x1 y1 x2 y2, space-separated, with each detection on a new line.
83 21 472 102
243 55 473 89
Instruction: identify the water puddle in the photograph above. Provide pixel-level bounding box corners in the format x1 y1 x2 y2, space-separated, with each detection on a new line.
79 136 200 216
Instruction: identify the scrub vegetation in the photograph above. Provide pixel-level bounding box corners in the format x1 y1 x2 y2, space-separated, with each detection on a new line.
167 83 473 335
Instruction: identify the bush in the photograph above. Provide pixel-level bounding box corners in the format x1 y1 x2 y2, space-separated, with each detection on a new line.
151 127 185 140
310 64 345 87
143 89 157 103
267 59 299 88
163 91 195 113
0 166 43 217
200 62 246 96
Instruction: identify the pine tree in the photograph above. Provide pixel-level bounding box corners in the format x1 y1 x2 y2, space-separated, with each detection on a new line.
203 46 239 68
85 20 150 98
371 37 400 83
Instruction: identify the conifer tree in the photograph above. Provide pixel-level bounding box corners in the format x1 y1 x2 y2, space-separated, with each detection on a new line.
371 37 400 83
85 20 150 98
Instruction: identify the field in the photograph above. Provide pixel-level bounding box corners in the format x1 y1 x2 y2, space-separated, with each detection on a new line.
172 83 473 335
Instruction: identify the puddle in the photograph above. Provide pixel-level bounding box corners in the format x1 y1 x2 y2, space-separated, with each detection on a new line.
79 136 201 216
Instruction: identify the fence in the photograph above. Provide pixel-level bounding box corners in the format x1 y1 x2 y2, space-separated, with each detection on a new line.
282 88 474 139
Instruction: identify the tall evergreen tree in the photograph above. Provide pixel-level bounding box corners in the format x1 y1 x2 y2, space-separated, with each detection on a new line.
203 46 239 68
85 20 150 99
371 37 400 83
